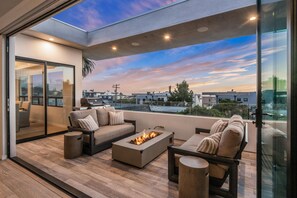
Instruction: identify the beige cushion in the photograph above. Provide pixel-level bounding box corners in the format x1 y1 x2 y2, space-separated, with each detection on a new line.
84 123 134 145
228 114 244 126
109 111 124 125
180 134 206 151
96 107 115 126
210 120 228 134
197 132 222 154
77 115 99 131
209 163 226 179
69 109 98 128
217 121 244 159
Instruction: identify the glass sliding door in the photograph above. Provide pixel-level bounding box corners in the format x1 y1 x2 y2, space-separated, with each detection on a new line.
15 60 46 140
258 0 288 197
15 58 75 141
46 64 74 134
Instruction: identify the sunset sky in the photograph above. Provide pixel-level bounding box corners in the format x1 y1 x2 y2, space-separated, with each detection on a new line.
53 0 286 95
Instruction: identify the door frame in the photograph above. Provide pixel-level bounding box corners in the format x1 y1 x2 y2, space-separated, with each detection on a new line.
15 56 76 144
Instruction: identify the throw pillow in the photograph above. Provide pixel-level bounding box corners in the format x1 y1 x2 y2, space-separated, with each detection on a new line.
109 111 125 125
210 119 228 134
77 115 99 131
96 107 115 126
197 132 222 154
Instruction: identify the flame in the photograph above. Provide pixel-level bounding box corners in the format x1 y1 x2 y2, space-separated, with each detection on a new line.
130 131 161 145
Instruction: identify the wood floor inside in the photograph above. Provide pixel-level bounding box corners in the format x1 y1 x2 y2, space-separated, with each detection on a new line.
16 135 256 198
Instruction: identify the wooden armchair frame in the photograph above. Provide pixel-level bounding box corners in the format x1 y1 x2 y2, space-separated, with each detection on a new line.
168 123 248 198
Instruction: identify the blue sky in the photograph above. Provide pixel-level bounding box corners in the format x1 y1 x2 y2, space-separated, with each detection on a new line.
54 0 180 31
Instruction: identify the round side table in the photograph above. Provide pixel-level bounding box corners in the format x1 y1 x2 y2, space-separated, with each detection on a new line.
64 131 83 159
179 156 209 198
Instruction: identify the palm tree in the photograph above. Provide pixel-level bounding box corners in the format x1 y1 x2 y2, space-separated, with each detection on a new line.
82 56 95 78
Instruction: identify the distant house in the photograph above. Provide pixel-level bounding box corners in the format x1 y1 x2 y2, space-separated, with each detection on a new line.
133 92 170 105
202 91 256 107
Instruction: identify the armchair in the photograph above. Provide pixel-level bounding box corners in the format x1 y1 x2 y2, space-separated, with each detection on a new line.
168 123 248 198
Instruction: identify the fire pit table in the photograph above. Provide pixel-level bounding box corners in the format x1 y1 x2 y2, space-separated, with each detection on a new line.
112 130 174 168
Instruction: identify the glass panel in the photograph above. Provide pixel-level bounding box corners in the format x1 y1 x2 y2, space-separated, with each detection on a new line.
260 0 287 197
46 65 74 134
15 60 45 140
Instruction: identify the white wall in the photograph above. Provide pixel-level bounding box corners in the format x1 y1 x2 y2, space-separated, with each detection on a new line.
15 34 83 106
123 110 257 152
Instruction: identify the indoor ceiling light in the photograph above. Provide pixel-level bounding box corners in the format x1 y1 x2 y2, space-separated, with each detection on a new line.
112 46 117 51
163 34 171 41
249 16 257 21
131 42 140 46
197 27 208 33
49 38 54 41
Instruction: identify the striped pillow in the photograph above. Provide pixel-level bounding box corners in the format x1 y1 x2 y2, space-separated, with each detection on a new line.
77 115 99 131
109 111 124 125
210 120 228 134
197 132 222 154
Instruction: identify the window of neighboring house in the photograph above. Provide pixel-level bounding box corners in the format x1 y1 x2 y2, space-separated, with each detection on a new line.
243 98 248 102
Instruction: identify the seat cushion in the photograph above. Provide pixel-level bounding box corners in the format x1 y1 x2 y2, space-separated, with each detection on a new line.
96 107 115 126
84 123 134 145
197 132 222 154
179 134 206 151
77 115 99 131
69 109 98 128
210 120 228 134
217 121 244 159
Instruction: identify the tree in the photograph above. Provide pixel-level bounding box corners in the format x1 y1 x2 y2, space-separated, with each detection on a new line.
82 57 95 78
181 105 223 117
168 80 193 103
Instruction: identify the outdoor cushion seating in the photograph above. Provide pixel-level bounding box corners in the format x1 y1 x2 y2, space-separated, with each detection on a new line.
19 101 31 128
68 108 136 155
168 115 248 198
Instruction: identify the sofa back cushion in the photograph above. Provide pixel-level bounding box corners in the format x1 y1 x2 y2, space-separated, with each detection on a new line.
69 109 98 127
77 115 99 131
228 114 244 125
210 119 228 134
217 121 244 159
109 111 125 125
96 107 115 126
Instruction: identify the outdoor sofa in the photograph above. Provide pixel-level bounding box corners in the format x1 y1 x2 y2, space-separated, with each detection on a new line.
68 108 136 155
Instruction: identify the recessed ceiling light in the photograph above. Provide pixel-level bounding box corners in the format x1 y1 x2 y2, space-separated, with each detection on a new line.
197 27 209 33
249 16 257 21
112 46 117 51
49 38 54 41
164 34 171 41
131 42 140 46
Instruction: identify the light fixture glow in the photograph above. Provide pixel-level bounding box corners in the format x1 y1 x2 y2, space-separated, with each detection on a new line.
131 42 140 46
112 46 117 51
249 16 257 21
163 34 171 41
197 27 208 32
49 38 54 41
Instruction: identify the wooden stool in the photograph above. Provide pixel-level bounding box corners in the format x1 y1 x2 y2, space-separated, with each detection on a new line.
64 132 83 159
179 156 209 198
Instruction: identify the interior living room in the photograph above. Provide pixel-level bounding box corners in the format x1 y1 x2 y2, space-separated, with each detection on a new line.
0 0 296 198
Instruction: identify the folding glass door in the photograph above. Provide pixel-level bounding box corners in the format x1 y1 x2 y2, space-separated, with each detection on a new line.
257 0 288 197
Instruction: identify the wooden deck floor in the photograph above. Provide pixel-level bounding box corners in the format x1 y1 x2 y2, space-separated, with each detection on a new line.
0 159 70 198
16 135 256 198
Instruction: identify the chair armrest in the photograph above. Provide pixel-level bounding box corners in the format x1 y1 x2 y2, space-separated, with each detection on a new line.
195 128 210 134
168 145 239 165
124 119 136 132
67 126 94 134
